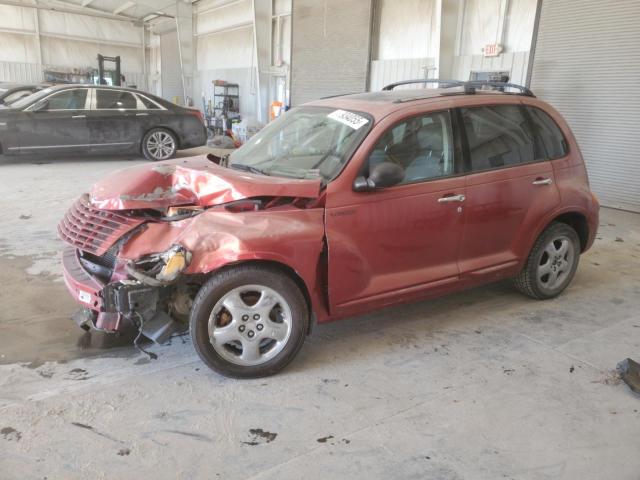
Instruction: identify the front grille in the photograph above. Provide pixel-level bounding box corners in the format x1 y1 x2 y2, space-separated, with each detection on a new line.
79 245 119 282
58 194 145 256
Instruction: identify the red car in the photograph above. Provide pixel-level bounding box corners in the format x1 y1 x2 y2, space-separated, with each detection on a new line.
58 80 599 378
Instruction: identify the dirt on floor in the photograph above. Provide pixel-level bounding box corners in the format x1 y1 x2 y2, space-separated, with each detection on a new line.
0 254 140 367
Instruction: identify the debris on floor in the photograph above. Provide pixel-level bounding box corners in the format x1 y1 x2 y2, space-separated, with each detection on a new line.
617 358 640 396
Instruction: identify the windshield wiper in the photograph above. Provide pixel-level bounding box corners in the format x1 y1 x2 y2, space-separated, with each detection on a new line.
229 163 270 176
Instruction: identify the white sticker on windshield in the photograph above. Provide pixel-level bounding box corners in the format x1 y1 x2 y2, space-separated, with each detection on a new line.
327 109 369 130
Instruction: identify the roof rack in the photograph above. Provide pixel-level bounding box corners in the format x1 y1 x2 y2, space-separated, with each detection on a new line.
381 79 535 97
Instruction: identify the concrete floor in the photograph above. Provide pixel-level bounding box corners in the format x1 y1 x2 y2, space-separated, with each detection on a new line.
1 149 639 480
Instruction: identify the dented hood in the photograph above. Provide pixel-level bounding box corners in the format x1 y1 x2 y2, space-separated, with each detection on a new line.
90 155 322 210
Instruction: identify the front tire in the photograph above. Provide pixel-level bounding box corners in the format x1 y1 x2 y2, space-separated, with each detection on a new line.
189 265 308 378
513 222 581 299
142 128 177 161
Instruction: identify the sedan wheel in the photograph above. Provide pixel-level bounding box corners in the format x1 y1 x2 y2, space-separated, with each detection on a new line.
143 128 177 161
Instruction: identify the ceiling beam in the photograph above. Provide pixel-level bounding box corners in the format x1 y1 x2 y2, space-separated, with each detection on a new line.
113 1 135 15
0 0 139 23
81 0 94 6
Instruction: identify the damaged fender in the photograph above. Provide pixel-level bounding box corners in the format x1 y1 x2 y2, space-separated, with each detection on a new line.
118 205 329 323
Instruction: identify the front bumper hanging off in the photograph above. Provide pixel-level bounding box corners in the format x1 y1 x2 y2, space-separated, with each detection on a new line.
61 246 183 343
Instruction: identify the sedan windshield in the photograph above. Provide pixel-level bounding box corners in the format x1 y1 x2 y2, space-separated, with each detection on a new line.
228 106 371 181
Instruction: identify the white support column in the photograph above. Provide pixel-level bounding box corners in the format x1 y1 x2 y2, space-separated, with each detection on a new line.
252 0 272 124
33 0 44 77
436 0 462 80
175 0 193 105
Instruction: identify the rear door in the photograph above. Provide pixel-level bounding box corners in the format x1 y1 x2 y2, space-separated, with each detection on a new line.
457 103 561 278
87 88 144 152
16 88 90 152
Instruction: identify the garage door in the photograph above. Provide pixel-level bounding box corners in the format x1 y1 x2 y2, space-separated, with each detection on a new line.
160 30 184 105
529 0 640 212
291 0 372 105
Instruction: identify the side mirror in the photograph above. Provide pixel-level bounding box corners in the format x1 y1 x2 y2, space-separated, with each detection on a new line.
353 161 404 191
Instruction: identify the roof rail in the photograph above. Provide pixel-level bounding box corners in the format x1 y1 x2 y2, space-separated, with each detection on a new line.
382 79 465 91
381 79 535 97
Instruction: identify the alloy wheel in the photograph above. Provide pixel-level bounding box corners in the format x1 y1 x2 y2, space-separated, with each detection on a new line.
536 235 575 291
147 131 176 160
208 285 293 366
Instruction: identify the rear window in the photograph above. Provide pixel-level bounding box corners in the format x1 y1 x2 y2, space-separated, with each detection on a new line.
96 89 137 109
461 105 536 172
138 95 161 109
526 106 568 159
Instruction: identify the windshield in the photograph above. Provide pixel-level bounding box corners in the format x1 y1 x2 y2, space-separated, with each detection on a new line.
9 87 54 110
228 106 371 181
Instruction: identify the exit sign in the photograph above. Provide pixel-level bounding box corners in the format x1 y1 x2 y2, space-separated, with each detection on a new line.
484 44 503 57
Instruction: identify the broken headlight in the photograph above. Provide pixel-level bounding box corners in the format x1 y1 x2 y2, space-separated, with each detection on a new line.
162 205 205 221
126 245 192 286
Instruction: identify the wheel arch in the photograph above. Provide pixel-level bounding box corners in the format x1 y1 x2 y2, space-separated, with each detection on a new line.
549 211 589 252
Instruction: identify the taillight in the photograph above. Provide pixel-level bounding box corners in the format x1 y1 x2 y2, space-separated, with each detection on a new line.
188 109 205 125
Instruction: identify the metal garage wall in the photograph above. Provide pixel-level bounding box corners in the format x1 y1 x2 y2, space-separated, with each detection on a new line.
160 30 184 105
529 0 640 212
291 0 372 105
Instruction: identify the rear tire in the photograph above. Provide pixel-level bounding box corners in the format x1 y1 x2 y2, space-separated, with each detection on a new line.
142 128 177 161
189 265 308 378
513 222 581 299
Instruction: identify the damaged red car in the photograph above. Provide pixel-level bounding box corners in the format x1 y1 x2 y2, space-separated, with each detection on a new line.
58 80 599 378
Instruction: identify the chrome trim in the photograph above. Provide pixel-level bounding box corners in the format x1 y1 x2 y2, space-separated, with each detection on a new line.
438 194 466 203
24 87 91 112
9 142 133 151
532 178 553 185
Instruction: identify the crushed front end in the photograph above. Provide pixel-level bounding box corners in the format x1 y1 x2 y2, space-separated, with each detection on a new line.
58 194 193 343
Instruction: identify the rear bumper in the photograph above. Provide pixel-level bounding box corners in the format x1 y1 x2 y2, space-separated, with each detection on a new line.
181 126 208 149
584 193 600 252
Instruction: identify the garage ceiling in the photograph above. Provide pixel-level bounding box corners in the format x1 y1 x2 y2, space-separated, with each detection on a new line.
3 0 196 23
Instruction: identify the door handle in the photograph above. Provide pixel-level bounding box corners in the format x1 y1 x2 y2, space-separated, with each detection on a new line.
438 194 466 203
71 114 86 119
532 178 553 185
136 113 149 116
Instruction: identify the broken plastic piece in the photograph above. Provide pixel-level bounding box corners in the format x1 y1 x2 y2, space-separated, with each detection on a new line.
141 310 182 344
616 358 640 396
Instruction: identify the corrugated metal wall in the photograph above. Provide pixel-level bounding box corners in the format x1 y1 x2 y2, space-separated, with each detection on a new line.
291 0 372 105
369 57 436 91
529 0 640 212
452 51 530 84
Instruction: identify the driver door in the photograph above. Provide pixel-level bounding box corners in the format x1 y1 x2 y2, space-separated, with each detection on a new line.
16 88 90 152
325 109 466 317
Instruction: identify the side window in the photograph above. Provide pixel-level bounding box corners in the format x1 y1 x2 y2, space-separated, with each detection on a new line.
138 95 161 110
96 90 137 109
43 90 87 110
367 111 455 185
461 105 536 172
526 107 568 159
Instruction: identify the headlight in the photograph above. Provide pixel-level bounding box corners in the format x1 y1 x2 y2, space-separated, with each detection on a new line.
163 205 205 220
127 245 192 285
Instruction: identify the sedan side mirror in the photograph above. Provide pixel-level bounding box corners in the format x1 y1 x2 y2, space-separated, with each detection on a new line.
353 161 405 191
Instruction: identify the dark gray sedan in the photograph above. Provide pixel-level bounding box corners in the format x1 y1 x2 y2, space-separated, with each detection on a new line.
0 84 207 161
